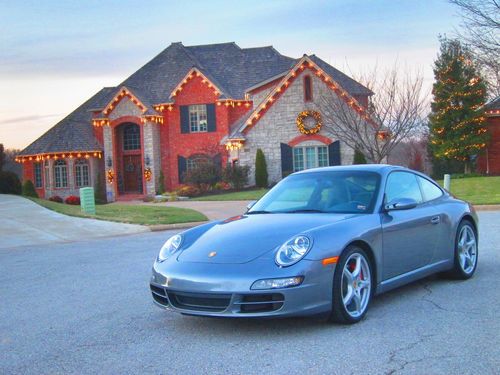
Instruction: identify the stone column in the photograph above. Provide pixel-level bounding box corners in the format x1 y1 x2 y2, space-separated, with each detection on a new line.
67 158 75 193
103 126 115 202
142 121 160 196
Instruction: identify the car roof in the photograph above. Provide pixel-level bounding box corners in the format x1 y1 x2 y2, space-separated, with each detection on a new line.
294 164 402 175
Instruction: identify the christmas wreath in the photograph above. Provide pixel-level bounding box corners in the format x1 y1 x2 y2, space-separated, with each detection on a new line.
144 168 152 182
296 110 322 135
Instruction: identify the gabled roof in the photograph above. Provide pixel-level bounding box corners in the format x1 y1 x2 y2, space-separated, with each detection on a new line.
22 42 373 155
485 96 500 112
20 88 115 156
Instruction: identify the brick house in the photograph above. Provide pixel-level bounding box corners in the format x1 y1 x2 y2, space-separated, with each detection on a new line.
477 96 500 175
17 42 372 202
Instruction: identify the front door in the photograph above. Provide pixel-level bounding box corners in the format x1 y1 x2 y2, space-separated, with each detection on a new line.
123 154 142 193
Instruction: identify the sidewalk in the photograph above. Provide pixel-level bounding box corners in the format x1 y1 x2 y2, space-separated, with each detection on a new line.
0 195 148 249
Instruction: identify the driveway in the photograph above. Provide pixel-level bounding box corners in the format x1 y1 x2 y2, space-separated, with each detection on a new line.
0 194 148 249
1 212 499 374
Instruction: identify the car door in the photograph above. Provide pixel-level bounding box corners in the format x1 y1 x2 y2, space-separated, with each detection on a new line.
381 171 441 280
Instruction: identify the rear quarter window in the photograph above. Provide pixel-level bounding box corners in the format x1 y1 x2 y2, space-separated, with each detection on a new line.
418 176 443 202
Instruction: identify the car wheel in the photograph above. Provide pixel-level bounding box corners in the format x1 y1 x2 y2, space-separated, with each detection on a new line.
450 220 478 279
328 246 373 324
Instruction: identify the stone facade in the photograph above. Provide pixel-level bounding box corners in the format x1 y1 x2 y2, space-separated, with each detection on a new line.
239 69 354 185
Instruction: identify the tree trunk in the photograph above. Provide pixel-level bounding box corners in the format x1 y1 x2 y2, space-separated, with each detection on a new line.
464 161 471 174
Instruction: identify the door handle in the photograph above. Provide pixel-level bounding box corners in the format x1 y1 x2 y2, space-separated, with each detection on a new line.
431 216 441 225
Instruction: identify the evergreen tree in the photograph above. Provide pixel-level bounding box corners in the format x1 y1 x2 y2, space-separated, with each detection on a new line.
353 149 367 164
429 37 489 173
255 149 268 188
22 180 38 198
157 170 166 195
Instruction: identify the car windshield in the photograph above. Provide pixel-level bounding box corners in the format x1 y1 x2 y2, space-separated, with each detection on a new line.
249 171 381 214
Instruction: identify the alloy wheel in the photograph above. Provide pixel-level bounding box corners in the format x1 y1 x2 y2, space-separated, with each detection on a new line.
341 253 371 318
458 225 477 274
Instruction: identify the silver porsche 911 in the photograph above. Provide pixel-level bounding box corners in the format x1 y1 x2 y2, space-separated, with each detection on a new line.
150 165 478 324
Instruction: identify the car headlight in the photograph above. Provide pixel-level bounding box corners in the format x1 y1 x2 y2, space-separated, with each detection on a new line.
157 234 183 262
275 235 312 267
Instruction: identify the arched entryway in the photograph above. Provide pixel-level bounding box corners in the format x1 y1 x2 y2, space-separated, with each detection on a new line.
114 122 143 195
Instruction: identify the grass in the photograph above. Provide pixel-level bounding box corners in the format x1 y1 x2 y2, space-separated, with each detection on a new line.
29 198 208 225
191 188 270 201
436 176 500 205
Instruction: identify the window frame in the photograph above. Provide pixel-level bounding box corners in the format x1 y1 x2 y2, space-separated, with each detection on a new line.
75 159 91 187
292 145 329 172
53 159 68 188
188 104 208 133
303 75 313 102
186 154 210 171
34 162 42 188
122 124 141 151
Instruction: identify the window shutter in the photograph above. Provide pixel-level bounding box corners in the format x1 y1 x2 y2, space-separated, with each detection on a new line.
206 104 216 132
180 106 189 133
212 153 222 168
328 141 341 166
280 143 293 177
178 156 186 183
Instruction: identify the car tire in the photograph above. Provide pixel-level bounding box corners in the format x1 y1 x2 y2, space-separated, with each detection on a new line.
328 245 373 324
448 220 478 280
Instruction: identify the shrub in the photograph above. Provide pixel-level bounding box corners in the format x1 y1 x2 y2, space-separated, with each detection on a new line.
175 184 201 197
0 171 22 195
65 195 80 205
49 195 63 203
157 170 166 195
22 179 38 198
214 181 231 191
222 165 249 190
183 162 221 187
255 149 268 188
353 149 367 164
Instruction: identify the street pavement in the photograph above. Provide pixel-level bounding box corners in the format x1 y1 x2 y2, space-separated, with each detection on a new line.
0 194 148 249
1 212 499 374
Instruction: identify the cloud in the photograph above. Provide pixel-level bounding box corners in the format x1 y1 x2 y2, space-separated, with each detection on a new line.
0 114 64 125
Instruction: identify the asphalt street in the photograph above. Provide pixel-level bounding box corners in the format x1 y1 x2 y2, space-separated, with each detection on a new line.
1 212 499 375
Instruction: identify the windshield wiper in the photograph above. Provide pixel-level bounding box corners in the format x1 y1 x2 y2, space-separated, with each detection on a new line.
246 210 273 215
284 209 326 213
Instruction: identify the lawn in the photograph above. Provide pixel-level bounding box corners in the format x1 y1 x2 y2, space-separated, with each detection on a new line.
29 198 207 225
191 188 269 201
437 176 500 205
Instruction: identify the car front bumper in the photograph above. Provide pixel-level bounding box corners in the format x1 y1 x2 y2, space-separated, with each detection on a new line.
150 258 335 318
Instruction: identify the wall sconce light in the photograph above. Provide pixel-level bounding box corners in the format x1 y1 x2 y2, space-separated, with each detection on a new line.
107 156 113 168
145 155 151 166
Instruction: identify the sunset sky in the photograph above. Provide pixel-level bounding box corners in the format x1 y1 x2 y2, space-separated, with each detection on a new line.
0 0 460 150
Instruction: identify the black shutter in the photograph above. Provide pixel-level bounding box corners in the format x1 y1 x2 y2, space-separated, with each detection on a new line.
212 153 222 168
180 106 189 133
206 104 216 132
328 141 341 166
280 143 293 178
178 156 186 183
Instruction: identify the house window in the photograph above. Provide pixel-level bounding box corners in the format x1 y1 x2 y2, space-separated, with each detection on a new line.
44 160 50 188
54 160 68 188
304 75 313 102
189 105 208 133
293 146 328 172
123 124 140 150
34 162 42 188
75 159 90 187
186 155 210 171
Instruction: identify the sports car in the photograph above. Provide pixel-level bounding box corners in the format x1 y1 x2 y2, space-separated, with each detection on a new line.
150 164 478 323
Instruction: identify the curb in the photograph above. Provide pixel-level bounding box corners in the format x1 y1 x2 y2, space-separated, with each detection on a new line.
473 205 500 211
148 221 208 232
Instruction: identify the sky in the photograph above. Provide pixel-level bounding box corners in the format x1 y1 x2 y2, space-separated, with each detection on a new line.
0 0 462 150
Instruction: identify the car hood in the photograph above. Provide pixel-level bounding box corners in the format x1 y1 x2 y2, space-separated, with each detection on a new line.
177 213 355 264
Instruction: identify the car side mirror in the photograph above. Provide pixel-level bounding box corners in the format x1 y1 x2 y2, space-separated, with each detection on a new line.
384 198 418 211
246 200 257 212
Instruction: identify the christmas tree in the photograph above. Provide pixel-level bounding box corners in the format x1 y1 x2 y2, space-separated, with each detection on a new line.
429 37 489 173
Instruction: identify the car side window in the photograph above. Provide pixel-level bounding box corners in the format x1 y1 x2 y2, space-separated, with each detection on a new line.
385 172 423 204
417 176 443 202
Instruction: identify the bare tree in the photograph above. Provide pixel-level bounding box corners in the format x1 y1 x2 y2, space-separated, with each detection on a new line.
319 66 427 164
450 0 500 96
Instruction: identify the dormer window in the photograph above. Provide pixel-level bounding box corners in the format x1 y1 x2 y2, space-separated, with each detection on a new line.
304 75 313 102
